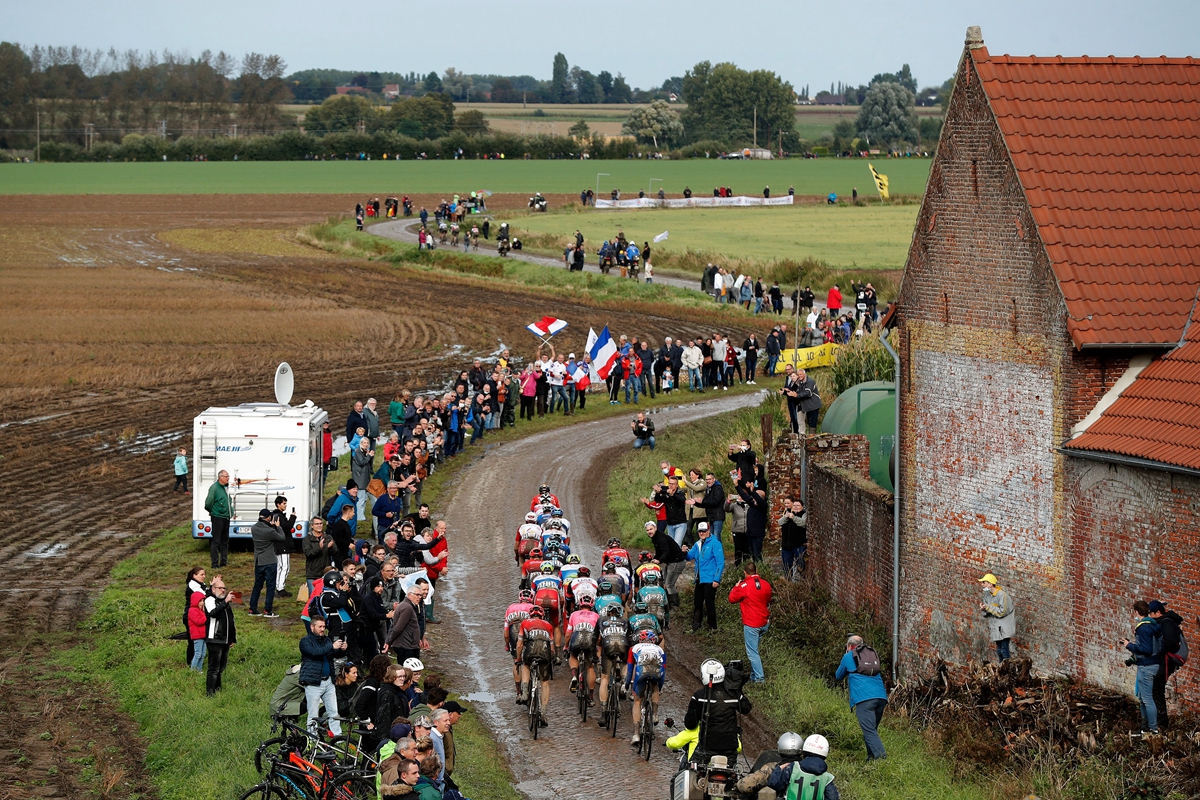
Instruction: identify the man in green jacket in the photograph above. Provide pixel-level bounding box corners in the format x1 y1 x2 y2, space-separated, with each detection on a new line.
204 470 231 569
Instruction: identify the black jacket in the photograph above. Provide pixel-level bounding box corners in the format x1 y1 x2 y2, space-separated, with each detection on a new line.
345 410 368 441
298 632 334 686
765 335 781 356
684 682 752 755
204 594 237 645
328 518 354 560
654 486 687 525
738 484 769 538
374 683 410 731
1159 610 1184 655
633 418 655 440
669 344 684 373
303 534 334 580
695 480 727 522
650 529 686 564
780 513 807 550
728 449 756 483
270 510 297 555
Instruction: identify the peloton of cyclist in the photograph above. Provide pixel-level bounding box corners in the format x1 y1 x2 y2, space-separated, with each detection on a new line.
503 589 537 699
530 484 560 511
531 562 564 657
626 629 666 745
637 572 671 631
596 604 632 728
565 595 600 704
516 605 554 726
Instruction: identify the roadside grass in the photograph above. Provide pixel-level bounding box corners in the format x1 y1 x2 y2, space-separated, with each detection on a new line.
605 395 1137 800
0 158 931 196
300 218 776 325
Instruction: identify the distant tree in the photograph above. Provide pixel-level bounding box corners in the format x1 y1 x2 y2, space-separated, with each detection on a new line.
237 53 291 132
303 94 376 134
597 70 613 100
572 67 602 104
660 76 683 96
568 119 591 138
918 116 943 147
0 42 34 148
366 71 384 94
621 99 682 148
550 52 570 102
350 72 368 88
453 108 488 134
680 60 795 146
870 64 917 94
609 74 633 104
490 77 516 103
856 81 918 146
423 71 442 94
441 68 473 101
387 92 454 138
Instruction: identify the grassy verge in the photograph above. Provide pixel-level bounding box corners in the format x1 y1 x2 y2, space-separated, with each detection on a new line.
300 219 770 326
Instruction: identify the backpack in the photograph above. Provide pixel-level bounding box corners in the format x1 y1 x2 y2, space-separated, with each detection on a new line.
853 645 882 677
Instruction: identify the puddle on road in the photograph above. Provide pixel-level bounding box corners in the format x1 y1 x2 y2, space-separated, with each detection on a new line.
460 691 497 704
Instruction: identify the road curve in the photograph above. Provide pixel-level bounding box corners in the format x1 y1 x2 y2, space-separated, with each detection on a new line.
370 218 702 292
433 392 767 800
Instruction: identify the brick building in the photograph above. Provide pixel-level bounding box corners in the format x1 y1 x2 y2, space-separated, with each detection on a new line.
891 28 1200 707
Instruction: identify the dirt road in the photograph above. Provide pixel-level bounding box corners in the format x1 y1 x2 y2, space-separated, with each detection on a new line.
431 392 767 799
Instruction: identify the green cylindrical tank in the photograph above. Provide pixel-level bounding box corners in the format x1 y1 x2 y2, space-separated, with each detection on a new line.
820 380 895 492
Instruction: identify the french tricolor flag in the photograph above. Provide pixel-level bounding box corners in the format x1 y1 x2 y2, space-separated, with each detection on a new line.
586 326 620 380
570 362 591 390
526 316 568 338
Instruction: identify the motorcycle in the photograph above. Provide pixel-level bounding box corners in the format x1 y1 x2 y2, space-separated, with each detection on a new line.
670 754 743 799
498 238 511 257
529 196 548 212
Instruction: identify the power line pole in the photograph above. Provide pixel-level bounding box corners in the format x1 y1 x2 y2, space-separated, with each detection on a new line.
35 101 40 162
753 105 757 150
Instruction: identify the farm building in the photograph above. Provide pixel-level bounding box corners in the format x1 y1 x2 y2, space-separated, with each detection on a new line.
888 27 1200 707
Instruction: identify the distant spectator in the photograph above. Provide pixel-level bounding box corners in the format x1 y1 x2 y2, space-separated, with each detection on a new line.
1148 600 1185 730
299 615 346 736
203 574 236 696
778 499 808 580
632 411 656 451
1120 600 1162 735
686 522 725 632
173 447 189 494
248 508 285 617
204 470 231 570
978 573 1016 661
346 400 368 441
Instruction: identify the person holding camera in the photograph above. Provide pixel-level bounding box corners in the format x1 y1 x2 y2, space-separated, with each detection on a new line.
299 615 347 736
631 411 656 451
779 499 808 580
202 574 237 696
1120 600 1163 735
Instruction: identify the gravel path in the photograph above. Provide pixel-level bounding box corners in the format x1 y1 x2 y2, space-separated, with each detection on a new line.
431 392 769 800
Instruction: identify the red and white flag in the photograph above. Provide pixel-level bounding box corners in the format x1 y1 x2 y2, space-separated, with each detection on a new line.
570 362 591 390
526 316 568 338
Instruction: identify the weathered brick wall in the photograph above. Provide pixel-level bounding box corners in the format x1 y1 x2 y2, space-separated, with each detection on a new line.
768 433 871 539
808 463 895 622
895 49 1073 676
1065 459 1200 710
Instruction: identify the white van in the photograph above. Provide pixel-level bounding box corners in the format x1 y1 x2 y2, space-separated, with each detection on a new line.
191 401 328 542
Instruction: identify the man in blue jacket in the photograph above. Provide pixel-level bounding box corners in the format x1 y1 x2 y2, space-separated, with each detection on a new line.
1120 600 1162 734
326 480 359 538
834 634 888 760
686 522 725 632
299 616 348 737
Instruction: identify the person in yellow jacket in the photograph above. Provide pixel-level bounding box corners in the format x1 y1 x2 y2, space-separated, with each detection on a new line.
666 725 742 760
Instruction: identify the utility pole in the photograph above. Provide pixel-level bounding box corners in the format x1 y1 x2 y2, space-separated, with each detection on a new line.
160 119 167 139
35 101 40 162
85 122 95 152
753 105 757 149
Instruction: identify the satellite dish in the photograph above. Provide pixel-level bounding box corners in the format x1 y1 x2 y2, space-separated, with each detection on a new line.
274 362 294 406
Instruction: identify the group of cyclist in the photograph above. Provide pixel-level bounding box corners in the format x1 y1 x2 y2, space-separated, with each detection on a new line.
503 483 669 745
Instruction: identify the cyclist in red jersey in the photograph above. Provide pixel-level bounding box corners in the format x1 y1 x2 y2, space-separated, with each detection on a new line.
503 589 536 698
530 483 560 511
516 606 555 725
519 548 545 590
532 563 564 658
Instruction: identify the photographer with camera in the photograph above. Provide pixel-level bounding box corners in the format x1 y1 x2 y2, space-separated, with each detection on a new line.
299 615 348 736
631 411 656 451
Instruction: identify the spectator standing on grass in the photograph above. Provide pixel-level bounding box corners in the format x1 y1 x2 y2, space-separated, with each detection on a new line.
303 517 336 595
632 411 656 451
729 562 772 683
329 503 357 562
186 567 208 671
321 421 333 482
352 437 376 520
385 585 426 664
270 495 297 598
978 573 1016 661
649 473 687 546
743 334 760 384
204 470 231 570
682 339 704 391
724 489 749 565
779 499 808 579
299 616 346 736
682 469 706 546
173 447 189 494
1120 600 1162 735
835 634 888 760
764 330 781 377
827 284 843 318
687 522 725 632
346 400 368 442
203 574 236 696
770 281 784 314
249 508 285 618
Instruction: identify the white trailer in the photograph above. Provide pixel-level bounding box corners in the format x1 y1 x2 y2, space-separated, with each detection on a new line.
191 400 328 542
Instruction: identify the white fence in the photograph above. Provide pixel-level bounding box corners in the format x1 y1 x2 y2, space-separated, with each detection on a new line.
593 195 795 210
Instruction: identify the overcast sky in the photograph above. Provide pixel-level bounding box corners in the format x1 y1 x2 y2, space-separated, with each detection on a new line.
7 0 1199 91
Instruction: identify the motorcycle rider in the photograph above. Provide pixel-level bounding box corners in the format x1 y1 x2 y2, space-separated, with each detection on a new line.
684 659 752 765
766 734 839 800
738 731 803 797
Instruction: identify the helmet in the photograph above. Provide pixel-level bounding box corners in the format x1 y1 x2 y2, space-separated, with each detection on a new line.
524 512 538 523
578 595 594 608
643 573 659 586
518 589 534 603
638 630 658 643
634 600 648 613
539 484 550 494
603 562 616 573
777 732 803 757
598 580 614 595
529 606 546 619
802 734 830 758
540 562 555 574
566 554 581 564
700 659 726 686
578 566 591 577
541 503 556 513
402 658 425 672
551 508 563 518
638 551 652 563
529 547 543 558
605 604 623 617
545 520 563 531
607 537 621 547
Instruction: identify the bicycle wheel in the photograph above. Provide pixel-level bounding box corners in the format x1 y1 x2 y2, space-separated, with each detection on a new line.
641 698 654 761
530 674 541 740
323 772 377 800
238 783 289 800
274 763 321 800
255 737 286 774
577 667 588 723
608 672 620 739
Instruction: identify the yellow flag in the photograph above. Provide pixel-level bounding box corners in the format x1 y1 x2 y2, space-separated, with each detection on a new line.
868 163 889 200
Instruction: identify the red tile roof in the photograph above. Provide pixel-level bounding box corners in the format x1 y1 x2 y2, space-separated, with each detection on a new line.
972 50 1200 348
1068 301 1200 470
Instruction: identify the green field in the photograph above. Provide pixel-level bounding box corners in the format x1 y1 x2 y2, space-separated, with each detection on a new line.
0 158 930 196
512 203 918 273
